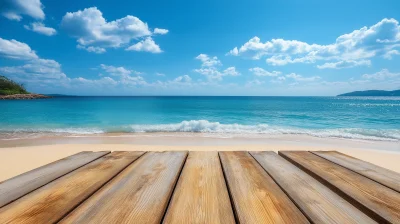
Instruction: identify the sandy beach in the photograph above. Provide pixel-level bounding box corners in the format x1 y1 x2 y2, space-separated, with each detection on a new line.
0 133 399 182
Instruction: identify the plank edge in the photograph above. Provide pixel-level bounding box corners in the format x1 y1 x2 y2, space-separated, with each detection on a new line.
278 151 388 224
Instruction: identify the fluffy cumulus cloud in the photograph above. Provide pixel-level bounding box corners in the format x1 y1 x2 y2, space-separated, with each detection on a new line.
228 18 400 68
193 54 239 81
61 7 167 53
0 38 216 93
0 59 67 80
0 37 205 93
100 64 142 76
125 37 162 53
98 64 146 86
154 28 169 35
77 45 106 54
195 54 222 67
24 22 57 36
0 39 70 84
0 38 38 60
1 0 56 36
249 67 281 76
0 38 143 90
0 0 44 21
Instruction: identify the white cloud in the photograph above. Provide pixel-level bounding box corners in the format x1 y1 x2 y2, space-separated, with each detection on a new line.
249 67 281 76
193 54 239 81
317 60 371 69
266 55 315 66
227 47 239 56
125 37 162 53
195 54 222 67
286 73 321 82
61 7 150 47
24 22 57 36
362 69 400 80
173 75 192 83
223 67 240 76
193 67 240 81
156 72 165 76
0 38 152 91
61 7 165 53
0 38 69 87
0 59 67 80
77 45 106 54
100 64 142 76
0 38 38 60
1 0 44 21
383 50 400 59
154 28 169 35
98 64 146 86
228 18 400 67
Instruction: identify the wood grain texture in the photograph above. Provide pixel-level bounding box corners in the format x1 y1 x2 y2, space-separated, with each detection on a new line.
250 151 376 224
0 151 109 208
60 151 188 224
219 151 309 224
312 151 400 193
163 151 235 224
280 151 400 223
0 151 144 224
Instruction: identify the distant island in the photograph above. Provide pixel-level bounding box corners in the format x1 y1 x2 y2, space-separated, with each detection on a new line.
338 89 400 96
0 75 50 100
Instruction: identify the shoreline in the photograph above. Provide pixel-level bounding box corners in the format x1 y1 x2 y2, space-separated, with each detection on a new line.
0 93 51 100
0 133 399 181
0 133 399 151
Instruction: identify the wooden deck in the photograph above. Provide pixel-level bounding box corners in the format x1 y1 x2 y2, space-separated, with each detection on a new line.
0 151 399 224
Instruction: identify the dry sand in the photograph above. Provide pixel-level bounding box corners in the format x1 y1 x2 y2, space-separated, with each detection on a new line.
0 133 399 181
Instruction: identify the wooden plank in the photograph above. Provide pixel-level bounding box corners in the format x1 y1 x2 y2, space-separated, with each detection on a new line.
0 151 144 224
163 151 235 224
280 151 400 223
60 151 187 224
219 151 309 224
0 151 109 208
312 151 400 192
250 151 376 224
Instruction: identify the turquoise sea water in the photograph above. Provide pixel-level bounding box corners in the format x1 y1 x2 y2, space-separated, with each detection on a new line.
0 96 399 141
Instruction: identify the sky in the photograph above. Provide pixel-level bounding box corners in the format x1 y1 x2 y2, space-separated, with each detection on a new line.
0 0 400 96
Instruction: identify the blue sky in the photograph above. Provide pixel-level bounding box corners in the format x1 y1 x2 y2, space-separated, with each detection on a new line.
0 0 400 96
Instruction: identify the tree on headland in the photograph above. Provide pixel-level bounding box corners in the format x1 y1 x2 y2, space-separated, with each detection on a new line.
0 75 29 95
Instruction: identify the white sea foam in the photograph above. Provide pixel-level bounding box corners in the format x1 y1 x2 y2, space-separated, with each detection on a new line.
125 120 400 141
1 120 399 141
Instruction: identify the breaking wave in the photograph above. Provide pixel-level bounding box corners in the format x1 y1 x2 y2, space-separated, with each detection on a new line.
1 120 399 141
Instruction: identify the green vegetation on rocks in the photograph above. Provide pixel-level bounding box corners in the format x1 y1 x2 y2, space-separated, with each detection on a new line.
0 75 29 95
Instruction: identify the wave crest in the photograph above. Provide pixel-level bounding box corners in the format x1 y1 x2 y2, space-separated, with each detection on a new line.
0 120 398 141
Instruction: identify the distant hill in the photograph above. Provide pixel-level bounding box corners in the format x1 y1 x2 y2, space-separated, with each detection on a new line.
0 75 29 95
338 89 400 96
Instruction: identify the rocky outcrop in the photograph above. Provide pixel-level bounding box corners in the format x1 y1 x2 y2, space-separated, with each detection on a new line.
0 94 51 100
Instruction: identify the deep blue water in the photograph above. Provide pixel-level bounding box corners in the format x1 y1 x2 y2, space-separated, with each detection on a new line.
0 96 399 141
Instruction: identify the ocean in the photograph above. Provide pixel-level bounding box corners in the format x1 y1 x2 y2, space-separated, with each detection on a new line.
0 96 399 141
